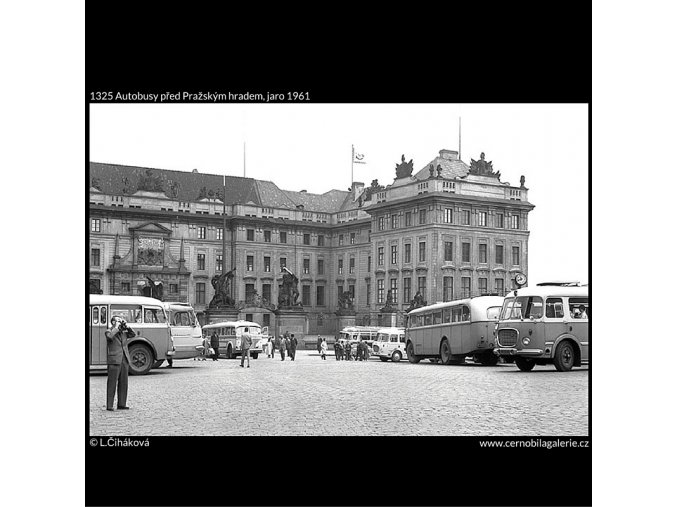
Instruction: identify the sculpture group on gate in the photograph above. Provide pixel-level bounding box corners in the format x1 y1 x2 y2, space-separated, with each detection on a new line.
336 290 355 315
209 268 236 308
277 267 302 308
405 290 427 312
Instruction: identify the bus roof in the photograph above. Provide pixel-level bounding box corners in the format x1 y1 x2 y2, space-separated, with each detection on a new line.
339 326 381 332
407 295 505 316
376 327 405 333
202 320 261 329
505 286 588 298
89 295 165 306
162 301 195 310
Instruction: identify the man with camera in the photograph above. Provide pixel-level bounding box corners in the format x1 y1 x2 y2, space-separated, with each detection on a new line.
105 316 136 411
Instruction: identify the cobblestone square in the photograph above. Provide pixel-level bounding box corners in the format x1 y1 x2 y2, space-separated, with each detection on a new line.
89 350 589 436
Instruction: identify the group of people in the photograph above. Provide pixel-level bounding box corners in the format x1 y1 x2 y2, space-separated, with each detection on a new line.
260 332 298 361
333 339 371 361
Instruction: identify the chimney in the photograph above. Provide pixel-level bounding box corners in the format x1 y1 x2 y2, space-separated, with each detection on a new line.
439 149 458 161
352 181 365 201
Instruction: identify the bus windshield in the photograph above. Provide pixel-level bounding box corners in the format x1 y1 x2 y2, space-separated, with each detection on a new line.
500 296 543 320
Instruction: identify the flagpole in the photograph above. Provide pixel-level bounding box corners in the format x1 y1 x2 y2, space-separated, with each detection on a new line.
351 144 354 189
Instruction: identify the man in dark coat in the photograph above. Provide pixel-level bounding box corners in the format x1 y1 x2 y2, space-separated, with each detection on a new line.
277 335 286 361
289 333 298 361
105 316 136 411
334 339 343 361
210 332 219 361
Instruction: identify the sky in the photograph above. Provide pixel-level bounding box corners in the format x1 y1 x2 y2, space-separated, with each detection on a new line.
90 103 589 285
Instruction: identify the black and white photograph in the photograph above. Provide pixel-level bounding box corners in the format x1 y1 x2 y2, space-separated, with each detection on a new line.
87 103 589 440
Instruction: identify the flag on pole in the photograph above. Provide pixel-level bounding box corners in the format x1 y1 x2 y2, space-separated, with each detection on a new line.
353 149 366 164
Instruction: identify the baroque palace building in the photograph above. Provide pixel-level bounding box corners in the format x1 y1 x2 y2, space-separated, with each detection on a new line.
88 149 534 333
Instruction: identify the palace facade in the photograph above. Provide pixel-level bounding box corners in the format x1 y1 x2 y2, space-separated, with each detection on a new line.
88 149 534 333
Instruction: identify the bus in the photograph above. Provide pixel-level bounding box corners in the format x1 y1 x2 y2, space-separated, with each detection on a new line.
337 326 380 348
161 302 204 364
405 296 504 365
89 295 175 375
371 327 407 362
201 320 266 359
493 282 589 372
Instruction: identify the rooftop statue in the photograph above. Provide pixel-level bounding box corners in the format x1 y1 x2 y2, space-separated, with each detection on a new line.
395 154 414 179
469 152 500 178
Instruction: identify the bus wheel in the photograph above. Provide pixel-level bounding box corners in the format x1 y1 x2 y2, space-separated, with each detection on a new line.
152 360 164 369
406 342 420 363
128 344 153 375
251 352 258 359
380 357 389 362
515 357 536 372
439 339 452 365
480 353 499 366
391 350 402 363
553 341 575 372
226 345 233 359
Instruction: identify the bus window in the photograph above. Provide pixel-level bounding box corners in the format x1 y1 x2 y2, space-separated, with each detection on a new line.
546 298 565 318
486 306 501 320
111 304 143 323
399 334 406 343
390 334 398 342
461 306 470 321
443 309 451 323
92 307 99 325
423 313 433 326
100 306 107 326
568 297 589 319
410 316 419 328
433 311 442 325
523 297 543 319
144 307 167 323
452 307 462 322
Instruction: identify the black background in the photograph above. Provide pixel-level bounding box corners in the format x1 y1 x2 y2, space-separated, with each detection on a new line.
86 4 592 506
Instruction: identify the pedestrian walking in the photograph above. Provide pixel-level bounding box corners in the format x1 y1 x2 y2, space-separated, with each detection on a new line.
344 341 352 361
284 332 291 360
289 333 298 361
210 331 219 361
200 335 210 360
317 335 322 354
240 327 253 368
277 335 286 361
105 316 135 411
334 339 343 361
320 337 327 360
270 335 276 358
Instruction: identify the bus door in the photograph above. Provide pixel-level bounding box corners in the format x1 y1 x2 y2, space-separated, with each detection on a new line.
89 304 108 365
421 313 434 354
170 309 193 353
567 297 589 361
544 297 568 354
521 296 545 348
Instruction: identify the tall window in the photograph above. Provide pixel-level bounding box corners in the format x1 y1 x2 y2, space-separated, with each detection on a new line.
338 234 344 245
91 248 100 267
197 253 206 270
246 255 254 271
418 241 426 262
391 245 398 265
302 285 311 306
121 282 130 293
378 247 384 266
417 277 427 301
444 208 453 223
444 241 453 262
216 254 223 271
338 258 343 275
496 213 504 228
264 230 271 242
245 283 255 303
403 277 411 304
264 256 271 272
443 276 453 302
280 231 287 243
510 215 520 229
91 219 101 232
280 257 286 272
405 212 412 226
216 228 223 240
349 257 355 274
378 217 385 230
316 285 325 306
390 278 398 304
246 229 254 241
419 209 427 224
479 244 487 263
303 258 310 274
404 243 411 263
349 284 355 299
263 314 271 328
198 226 206 239
366 282 371 305
262 283 271 303
495 245 504 265
318 235 325 246
495 278 504 295
303 233 311 245
317 259 324 275
391 215 399 229
462 242 471 263
195 283 205 304
477 212 486 227
377 279 385 304
479 277 488 294
462 210 471 225
367 256 372 272
461 277 471 298
350 232 356 244
512 246 520 265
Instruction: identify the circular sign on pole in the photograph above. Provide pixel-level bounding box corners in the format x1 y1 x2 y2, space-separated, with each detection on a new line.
514 273 527 287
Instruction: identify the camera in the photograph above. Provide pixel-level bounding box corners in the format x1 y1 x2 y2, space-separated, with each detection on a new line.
118 319 128 330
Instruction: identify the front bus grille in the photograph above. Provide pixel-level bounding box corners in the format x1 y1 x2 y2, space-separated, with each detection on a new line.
497 328 518 347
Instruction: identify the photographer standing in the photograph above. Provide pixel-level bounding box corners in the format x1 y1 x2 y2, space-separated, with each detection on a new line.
105 316 136 411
